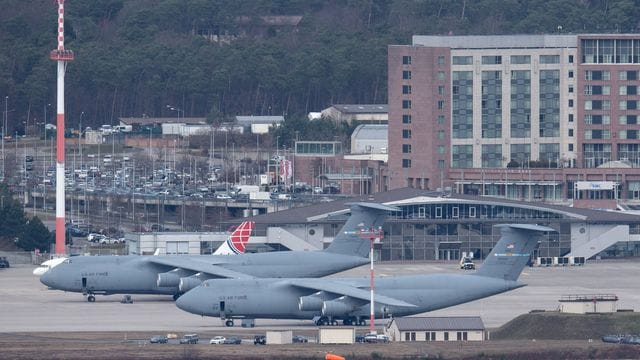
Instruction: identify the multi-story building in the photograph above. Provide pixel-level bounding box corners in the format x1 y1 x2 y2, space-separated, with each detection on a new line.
388 35 640 209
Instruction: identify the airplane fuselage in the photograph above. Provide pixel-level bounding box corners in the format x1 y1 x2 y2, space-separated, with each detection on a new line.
176 274 524 320
40 252 369 296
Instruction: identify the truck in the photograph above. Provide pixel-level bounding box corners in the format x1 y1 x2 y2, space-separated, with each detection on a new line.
250 191 271 201
234 185 261 194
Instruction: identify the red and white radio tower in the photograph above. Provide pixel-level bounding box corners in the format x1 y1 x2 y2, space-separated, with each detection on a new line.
49 0 74 254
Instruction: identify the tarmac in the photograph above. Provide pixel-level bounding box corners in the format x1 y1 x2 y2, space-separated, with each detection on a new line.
1 259 639 333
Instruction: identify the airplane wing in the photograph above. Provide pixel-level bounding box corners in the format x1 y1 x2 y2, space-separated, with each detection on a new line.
148 257 255 279
286 278 416 308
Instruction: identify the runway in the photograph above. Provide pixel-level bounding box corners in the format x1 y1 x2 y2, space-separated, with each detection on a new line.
1 260 639 332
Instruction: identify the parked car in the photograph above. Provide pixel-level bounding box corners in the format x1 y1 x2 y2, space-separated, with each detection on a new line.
292 335 308 343
179 334 199 344
355 335 366 343
602 335 623 343
364 333 389 343
223 336 242 345
460 257 475 270
87 233 106 243
25 155 34 162
253 335 266 345
149 335 168 344
209 336 226 344
0 257 10 268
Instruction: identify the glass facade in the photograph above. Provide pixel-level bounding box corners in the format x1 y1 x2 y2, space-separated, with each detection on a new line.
539 70 560 137
452 145 473 168
510 70 531 138
323 202 572 261
452 71 473 139
582 38 640 63
481 71 502 138
482 144 502 168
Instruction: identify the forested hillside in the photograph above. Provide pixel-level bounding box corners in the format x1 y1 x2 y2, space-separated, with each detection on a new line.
1 0 639 133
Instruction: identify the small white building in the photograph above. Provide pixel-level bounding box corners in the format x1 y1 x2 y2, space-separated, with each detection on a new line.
321 104 388 125
318 327 355 344
559 294 619 314
350 124 388 154
266 330 292 344
385 316 485 342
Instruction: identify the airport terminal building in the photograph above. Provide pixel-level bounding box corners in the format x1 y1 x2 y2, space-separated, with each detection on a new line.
131 188 640 261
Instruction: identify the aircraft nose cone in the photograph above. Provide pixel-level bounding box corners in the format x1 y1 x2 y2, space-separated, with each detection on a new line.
40 270 54 287
175 293 196 313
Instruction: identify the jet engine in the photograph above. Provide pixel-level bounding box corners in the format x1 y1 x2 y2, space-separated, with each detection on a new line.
157 269 191 288
321 298 359 317
179 273 212 292
298 291 331 311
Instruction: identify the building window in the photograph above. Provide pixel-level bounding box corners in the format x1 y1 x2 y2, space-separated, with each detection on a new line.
438 85 445 95
437 56 445 65
568 85 574 93
569 114 574 122
402 85 412 94
568 99 573 107
456 332 468 341
403 70 412 80
510 55 531 64
402 159 411 168
437 145 445 154
569 70 574 78
402 129 412 139
482 55 502 64
437 71 445 80
402 144 412 153
444 332 449 341
438 159 445 169
452 56 473 65
437 115 445 125
402 100 412 109
402 55 412 65
437 100 445 110
569 55 574 63
402 114 412 124
568 129 574 137
568 144 574 151
437 130 445 140
540 55 560 64
426 332 436 341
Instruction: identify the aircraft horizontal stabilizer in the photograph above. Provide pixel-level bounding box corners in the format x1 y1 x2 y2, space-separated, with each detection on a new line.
286 278 417 308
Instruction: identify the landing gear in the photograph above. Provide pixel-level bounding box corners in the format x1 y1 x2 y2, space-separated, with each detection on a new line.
225 319 234 327
172 293 182 301
87 295 96 302
343 316 359 326
357 317 367 326
315 316 330 326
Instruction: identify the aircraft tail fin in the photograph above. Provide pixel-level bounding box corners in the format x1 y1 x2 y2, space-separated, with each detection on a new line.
475 224 554 281
214 221 255 255
324 203 399 258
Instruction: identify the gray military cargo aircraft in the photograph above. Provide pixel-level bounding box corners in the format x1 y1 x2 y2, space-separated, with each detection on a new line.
176 224 553 326
40 203 399 308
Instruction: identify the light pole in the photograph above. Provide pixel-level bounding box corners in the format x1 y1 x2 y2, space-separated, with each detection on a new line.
166 104 183 119
1 96 6 181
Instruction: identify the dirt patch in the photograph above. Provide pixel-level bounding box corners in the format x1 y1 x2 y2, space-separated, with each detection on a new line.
0 332 635 359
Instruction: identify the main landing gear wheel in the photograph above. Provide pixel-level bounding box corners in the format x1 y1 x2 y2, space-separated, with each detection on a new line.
87 295 96 302
315 317 330 326
358 318 366 326
225 319 234 327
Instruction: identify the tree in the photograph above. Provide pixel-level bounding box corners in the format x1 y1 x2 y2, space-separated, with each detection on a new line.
0 183 26 239
16 217 54 253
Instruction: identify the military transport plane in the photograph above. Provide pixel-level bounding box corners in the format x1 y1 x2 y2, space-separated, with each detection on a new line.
40 203 399 306
176 224 553 327
33 221 256 277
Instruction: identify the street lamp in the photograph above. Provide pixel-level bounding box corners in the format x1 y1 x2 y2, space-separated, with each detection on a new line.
165 104 183 119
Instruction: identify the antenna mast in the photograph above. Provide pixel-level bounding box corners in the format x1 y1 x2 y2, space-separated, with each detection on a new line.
49 0 74 254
